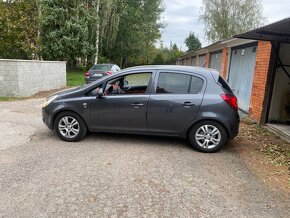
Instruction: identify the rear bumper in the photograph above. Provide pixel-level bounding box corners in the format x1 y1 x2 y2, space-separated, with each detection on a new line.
85 77 103 84
228 118 240 139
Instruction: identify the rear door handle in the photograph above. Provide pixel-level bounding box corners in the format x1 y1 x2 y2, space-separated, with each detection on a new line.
183 101 195 107
131 103 144 108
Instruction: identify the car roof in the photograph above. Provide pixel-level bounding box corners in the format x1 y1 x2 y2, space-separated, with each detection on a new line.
122 65 219 81
93 63 114 66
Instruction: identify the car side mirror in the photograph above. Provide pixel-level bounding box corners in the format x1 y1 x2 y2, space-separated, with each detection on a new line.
97 88 104 98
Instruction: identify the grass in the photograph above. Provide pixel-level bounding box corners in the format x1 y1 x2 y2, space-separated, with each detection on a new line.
67 71 86 87
0 96 19 102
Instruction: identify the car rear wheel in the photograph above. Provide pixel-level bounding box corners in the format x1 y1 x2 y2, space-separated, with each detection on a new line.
188 121 228 152
54 111 87 142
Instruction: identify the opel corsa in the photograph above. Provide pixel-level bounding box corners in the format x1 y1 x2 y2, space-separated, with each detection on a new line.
42 66 239 152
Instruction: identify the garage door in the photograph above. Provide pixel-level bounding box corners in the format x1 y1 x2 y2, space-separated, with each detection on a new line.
209 51 222 72
192 56 196 66
227 43 257 112
198 54 206 67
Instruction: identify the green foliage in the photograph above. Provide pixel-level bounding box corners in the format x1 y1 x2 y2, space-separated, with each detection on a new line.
185 32 201 52
1 0 165 68
0 0 39 59
152 53 166 65
40 0 95 69
107 0 164 67
152 43 184 65
200 0 265 42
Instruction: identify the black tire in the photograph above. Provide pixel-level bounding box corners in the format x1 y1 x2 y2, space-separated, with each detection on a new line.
188 120 228 153
54 111 87 142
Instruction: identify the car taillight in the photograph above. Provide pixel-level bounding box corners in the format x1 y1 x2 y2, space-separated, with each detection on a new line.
85 71 90 77
106 71 113 75
220 94 238 111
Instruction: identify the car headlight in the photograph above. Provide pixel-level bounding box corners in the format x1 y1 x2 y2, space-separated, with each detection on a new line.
43 95 58 108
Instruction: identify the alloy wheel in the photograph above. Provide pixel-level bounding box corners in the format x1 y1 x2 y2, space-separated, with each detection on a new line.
58 116 80 139
195 125 221 149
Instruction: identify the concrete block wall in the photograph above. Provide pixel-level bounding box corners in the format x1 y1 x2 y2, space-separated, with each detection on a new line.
0 59 66 97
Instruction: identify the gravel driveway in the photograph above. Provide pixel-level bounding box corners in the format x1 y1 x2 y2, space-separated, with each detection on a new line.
0 99 289 217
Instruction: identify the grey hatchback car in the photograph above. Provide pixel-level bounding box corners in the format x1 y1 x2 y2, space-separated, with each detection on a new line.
42 65 239 152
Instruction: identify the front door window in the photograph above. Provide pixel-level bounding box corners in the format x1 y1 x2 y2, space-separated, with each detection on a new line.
105 72 152 95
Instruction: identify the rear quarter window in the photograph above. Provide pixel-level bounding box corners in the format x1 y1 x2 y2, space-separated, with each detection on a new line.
218 76 232 93
190 76 204 94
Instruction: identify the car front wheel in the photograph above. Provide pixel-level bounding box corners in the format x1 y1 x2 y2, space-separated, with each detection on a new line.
54 111 87 142
188 121 228 152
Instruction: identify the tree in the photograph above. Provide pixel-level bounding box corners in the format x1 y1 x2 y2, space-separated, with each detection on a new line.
185 32 201 52
107 0 164 67
40 0 95 69
152 53 166 65
0 0 39 59
200 0 265 42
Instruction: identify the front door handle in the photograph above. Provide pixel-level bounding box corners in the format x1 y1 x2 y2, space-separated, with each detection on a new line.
183 101 195 107
131 103 144 108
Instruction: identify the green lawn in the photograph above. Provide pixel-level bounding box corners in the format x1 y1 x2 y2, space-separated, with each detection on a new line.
67 71 86 87
0 96 19 102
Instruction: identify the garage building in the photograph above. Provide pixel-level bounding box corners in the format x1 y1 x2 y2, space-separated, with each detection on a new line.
176 17 290 136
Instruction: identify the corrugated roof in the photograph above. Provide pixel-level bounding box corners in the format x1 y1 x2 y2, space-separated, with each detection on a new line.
235 17 290 43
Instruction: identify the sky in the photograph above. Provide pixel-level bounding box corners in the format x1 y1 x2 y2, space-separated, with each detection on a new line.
160 0 290 50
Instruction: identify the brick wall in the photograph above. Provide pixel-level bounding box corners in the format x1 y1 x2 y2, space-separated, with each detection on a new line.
0 59 66 97
248 41 272 122
205 53 210 67
220 48 229 79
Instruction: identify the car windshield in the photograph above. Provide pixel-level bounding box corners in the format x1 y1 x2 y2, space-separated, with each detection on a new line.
90 64 112 71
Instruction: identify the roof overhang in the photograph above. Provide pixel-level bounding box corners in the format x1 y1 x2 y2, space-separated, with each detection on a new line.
235 17 290 43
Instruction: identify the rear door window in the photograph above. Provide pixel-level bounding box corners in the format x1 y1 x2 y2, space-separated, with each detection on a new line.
156 72 203 94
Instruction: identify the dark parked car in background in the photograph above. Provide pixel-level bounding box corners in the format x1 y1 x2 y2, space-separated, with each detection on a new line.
85 63 121 83
42 65 239 152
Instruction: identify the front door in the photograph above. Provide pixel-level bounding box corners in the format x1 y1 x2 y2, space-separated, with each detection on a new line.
88 72 153 132
147 71 205 134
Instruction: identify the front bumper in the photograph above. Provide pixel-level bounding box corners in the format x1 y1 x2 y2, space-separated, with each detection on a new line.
42 107 54 130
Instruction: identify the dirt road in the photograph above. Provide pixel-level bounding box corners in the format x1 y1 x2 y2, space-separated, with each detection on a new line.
0 99 289 217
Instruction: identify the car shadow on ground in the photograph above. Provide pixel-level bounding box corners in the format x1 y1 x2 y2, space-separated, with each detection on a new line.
80 131 238 154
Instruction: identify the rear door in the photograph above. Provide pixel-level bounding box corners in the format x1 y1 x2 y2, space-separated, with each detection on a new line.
147 71 205 134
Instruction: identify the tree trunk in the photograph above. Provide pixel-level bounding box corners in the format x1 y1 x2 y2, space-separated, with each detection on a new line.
36 0 42 60
94 0 100 64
